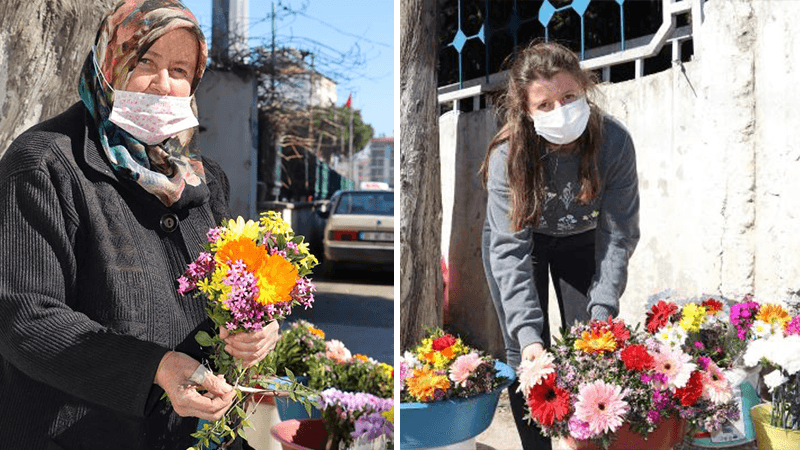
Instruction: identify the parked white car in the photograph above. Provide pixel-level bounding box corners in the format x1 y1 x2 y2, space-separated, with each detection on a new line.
319 190 394 272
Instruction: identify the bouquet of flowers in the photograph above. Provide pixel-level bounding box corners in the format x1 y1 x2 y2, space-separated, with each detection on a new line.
308 339 394 399
177 212 319 449
400 328 506 403
740 300 800 430
320 388 394 450
518 317 739 449
645 293 746 369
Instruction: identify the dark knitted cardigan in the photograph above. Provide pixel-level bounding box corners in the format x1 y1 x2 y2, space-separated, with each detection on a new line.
0 102 234 449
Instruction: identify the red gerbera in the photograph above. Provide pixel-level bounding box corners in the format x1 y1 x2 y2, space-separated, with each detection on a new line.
674 370 704 406
646 301 678 333
431 334 457 351
620 344 655 372
591 317 631 346
701 298 724 315
527 373 571 427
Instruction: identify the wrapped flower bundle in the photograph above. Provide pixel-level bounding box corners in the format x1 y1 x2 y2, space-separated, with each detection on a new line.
177 212 319 449
320 388 394 450
400 328 506 403
518 317 739 449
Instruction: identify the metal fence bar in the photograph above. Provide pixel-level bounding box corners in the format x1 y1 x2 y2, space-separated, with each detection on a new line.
438 0 703 108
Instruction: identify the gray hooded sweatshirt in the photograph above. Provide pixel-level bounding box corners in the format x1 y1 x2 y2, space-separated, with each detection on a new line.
482 116 640 368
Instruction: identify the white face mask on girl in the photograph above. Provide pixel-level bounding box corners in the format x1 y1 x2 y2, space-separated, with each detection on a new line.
93 47 199 145
531 97 590 145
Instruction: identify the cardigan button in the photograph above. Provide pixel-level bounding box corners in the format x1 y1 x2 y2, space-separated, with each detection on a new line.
160 213 179 233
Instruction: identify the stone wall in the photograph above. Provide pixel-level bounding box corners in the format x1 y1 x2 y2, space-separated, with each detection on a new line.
0 0 115 156
440 0 800 354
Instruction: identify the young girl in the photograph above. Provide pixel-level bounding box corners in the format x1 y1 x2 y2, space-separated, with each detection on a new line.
481 42 640 449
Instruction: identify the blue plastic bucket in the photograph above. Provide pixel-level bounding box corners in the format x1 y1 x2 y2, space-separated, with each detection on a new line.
400 361 516 449
692 369 760 448
268 375 323 421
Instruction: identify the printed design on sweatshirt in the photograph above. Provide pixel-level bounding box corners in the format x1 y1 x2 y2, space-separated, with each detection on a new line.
557 214 578 232
561 182 576 209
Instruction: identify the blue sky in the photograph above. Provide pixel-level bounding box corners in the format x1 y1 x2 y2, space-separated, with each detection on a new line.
182 0 394 138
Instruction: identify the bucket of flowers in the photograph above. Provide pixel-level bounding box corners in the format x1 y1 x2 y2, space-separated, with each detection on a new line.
399 328 514 449
740 300 800 450
271 388 393 450
176 212 320 449
518 317 739 450
643 292 764 447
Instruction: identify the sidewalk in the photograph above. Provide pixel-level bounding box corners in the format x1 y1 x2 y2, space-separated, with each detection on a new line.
475 392 758 450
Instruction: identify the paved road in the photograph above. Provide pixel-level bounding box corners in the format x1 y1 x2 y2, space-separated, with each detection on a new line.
283 262 394 364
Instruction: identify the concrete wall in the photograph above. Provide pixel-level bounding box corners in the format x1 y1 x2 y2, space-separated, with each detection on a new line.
440 0 800 353
195 69 258 220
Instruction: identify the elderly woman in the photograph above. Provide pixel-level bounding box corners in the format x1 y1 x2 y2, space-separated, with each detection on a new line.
0 1 276 448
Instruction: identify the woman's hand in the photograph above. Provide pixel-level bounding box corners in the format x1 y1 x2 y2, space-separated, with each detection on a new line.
219 320 280 368
154 351 235 421
522 342 545 361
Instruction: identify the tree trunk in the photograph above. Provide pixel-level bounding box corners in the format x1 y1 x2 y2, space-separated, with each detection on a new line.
400 0 442 351
0 0 115 156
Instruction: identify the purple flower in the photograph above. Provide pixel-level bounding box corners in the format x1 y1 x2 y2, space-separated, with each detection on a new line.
730 301 760 340
177 276 195 295
786 315 800 336
352 412 392 441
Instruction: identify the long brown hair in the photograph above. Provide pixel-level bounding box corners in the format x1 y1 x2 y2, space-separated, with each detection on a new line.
480 42 603 231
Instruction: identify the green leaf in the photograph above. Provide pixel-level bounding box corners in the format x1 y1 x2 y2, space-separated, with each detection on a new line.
195 331 214 347
211 435 221 444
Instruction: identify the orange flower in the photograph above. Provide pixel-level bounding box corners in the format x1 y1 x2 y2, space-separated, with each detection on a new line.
574 329 616 354
406 367 450 402
216 237 298 305
353 354 369 363
308 326 325 339
757 304 791 328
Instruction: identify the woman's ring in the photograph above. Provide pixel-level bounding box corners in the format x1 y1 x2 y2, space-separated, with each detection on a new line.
189 364 212 385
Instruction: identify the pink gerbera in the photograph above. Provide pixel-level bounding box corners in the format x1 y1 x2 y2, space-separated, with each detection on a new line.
651 344 696 391
574 380 629 435
701 360 733 405
448 352 484 387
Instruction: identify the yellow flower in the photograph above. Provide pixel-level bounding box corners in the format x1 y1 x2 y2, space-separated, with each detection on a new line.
308 326 325 339
679 303 707 332
382 406 394 425
378 362 394 379
406 367 450 402
259 210 293 236
574 329 616 354
225 216 261 242
757 304 791 328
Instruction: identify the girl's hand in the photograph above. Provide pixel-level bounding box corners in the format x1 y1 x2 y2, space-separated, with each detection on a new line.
219 320 280 367
522 342 545 361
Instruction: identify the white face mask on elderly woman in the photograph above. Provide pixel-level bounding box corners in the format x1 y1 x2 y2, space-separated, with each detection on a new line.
93 48 199 145
109 90 199 145
531 97 590 145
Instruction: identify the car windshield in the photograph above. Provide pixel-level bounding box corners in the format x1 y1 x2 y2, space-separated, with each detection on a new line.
334 191 394 216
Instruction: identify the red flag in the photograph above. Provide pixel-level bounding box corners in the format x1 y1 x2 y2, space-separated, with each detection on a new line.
345 93 352 108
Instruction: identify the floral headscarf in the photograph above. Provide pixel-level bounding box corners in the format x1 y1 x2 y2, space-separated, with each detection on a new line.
78 0 209 207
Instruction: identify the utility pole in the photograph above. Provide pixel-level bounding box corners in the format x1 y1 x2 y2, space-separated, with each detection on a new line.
348 95 355 188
